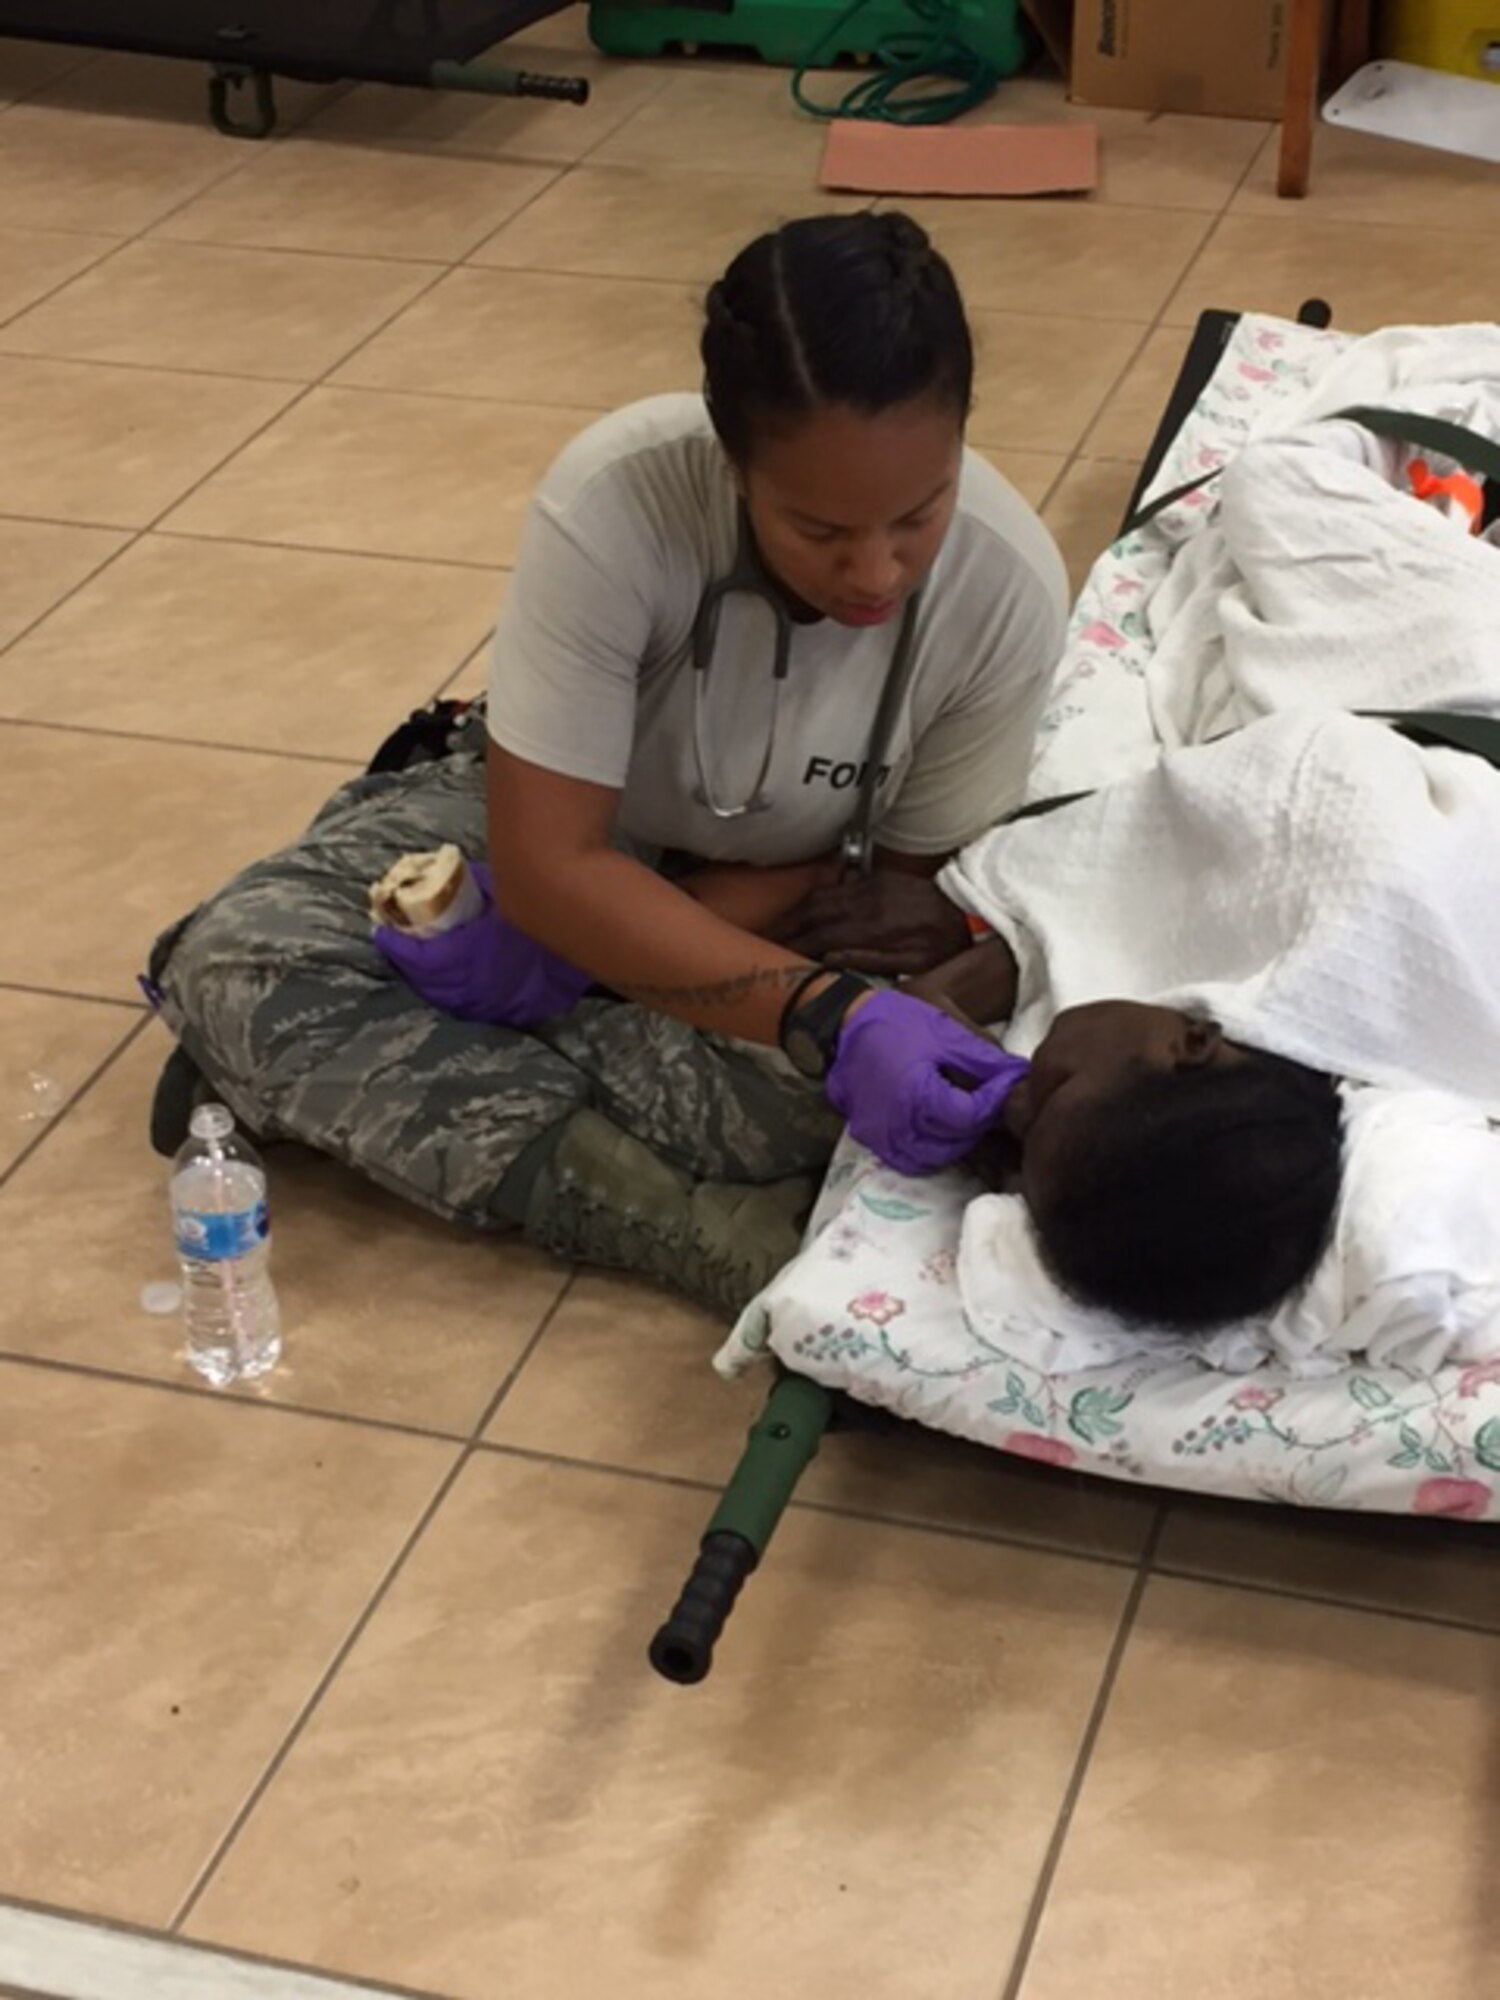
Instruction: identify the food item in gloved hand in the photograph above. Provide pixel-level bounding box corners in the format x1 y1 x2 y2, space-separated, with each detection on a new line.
375 860 596 1028
370 846 483 938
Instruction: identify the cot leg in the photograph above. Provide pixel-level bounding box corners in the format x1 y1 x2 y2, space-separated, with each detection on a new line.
649 1373 833 1685
209 66 277 139
428 59 589 104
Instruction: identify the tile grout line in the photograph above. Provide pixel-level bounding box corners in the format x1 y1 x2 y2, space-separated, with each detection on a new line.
0 713 363 768
0 513 511 574
138 524 507 573
133 226 564 272
474 1432 1151 1571
0 1346 472 1448
0 1015 149 1196
1148 1558 1500 1641
0 349 332 390
464 1269 579 1437
0 233 127 336
165 1450 470 1938
149 524 511 574
0 976 145 1010
996 1501 1167 2000
789 1486 1141 1567
166 1272 579 1935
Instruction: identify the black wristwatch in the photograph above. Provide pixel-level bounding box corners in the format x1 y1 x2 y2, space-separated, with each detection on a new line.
779 970 872 1081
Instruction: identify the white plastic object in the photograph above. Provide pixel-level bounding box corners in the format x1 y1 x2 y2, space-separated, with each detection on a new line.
1323 61 1500 166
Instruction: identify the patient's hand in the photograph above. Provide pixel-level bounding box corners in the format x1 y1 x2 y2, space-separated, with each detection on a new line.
904 935 1020 1030
767 870 971 977
678 855 840 934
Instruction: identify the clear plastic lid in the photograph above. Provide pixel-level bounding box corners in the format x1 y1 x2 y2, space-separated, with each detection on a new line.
189 1103 235 1145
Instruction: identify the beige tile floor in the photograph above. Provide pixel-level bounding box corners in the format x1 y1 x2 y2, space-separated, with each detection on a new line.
1 24 1498 1999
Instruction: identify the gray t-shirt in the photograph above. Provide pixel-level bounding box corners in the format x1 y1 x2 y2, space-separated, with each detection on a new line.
487 394 1067 866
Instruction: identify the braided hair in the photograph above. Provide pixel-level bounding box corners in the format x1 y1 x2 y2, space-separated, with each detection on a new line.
1027 1052 1345 1333
701 212 973 463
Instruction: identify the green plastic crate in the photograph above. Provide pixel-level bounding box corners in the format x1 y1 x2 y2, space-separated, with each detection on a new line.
589 0 1027 74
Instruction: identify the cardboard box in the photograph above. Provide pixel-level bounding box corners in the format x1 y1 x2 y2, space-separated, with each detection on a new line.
1071 0 1296 119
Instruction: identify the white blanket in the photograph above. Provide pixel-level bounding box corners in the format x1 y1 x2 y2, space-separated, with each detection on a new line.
959 1087 1500 1379
942 710 1500 1114
1146 323 1500 746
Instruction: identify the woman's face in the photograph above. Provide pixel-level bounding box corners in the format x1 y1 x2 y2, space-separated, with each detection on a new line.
985 1001 1245 1200
737 397 963 627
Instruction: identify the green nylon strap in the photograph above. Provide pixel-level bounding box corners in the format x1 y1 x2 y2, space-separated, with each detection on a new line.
1381 710 1500 767
1122 403 1500 537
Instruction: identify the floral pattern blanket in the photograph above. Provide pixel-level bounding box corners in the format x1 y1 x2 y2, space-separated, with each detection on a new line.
714 314 1500 1520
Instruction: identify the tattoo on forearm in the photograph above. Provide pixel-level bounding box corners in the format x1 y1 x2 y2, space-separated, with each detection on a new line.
619 964 816 1010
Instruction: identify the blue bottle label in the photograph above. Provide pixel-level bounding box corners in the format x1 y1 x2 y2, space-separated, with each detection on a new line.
175 1201 270 1263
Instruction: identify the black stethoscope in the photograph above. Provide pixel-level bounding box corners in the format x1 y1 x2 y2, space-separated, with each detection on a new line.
690 511 922 879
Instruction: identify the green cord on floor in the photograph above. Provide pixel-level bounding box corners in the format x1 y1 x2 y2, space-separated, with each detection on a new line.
790 0 1004 125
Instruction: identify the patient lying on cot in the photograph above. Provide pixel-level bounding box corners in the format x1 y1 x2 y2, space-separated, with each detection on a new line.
903 705 1500 1347
907 957 1344 1336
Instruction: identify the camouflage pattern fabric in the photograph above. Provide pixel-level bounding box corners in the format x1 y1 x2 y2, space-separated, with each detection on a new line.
148 751 840 1314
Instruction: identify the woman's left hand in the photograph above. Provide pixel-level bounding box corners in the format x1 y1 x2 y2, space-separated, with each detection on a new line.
375 863 594 1027
767 870 970 976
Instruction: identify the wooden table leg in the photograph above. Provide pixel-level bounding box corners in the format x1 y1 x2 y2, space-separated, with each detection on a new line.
1277 0 1325 197
1333 0 1373 89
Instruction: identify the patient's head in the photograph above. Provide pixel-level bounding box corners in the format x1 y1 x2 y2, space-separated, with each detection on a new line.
995 1001 1344 1331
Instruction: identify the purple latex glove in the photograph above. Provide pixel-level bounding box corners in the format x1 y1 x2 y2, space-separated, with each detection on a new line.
825 988 1029 1177
375 862 593 1028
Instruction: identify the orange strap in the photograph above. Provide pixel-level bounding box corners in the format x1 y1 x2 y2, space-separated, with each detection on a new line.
1408 457 1484 534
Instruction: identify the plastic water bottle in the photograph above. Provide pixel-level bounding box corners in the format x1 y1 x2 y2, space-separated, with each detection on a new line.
170 1103 282 1387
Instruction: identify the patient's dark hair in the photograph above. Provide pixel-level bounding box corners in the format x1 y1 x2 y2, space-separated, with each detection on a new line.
701 212 973 463
1027 1053 1344 1332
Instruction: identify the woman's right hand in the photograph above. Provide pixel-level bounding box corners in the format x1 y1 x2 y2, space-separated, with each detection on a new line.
825 988 1029 1177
